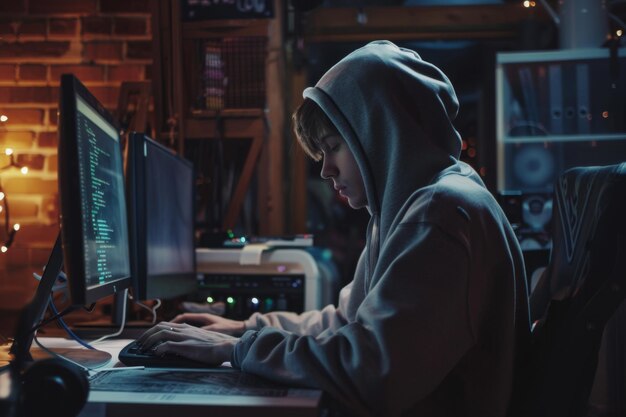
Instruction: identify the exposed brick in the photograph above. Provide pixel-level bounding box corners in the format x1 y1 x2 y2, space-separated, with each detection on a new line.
0 41 70 58
17 18 46 37
0 64 16 81
5 247 29 267
100 0 150 13
126 40 152 60
81 16 112 36
0 20 15 36
89 86 119 107
0 131 34 148
50 64 104 84
48 109 58 126
10 198 39 218
47 154 58 172
83 41 123 62
49 18 78 36
0 0 27 15
0 86 57 104
31 246 56 267
16 153 45 170
3 177 57 195
114 17 147 36
108 64 144 82
12 224 58 247
41 193 59 223
0 109 44 124
28 0 97 14
0 282 35 311
38 131 58 148
19 64 47 81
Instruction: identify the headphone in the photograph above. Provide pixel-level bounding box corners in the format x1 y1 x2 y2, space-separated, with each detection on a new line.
7 357 89 417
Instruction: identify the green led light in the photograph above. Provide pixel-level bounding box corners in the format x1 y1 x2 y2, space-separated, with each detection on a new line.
227 296 235 304
206 296 214 304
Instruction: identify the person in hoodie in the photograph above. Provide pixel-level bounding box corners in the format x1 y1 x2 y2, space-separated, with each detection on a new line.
136 41 531 417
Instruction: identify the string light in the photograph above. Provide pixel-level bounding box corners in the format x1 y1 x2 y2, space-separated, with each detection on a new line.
618 30 623 38
0 115 7 122
1 143 29 252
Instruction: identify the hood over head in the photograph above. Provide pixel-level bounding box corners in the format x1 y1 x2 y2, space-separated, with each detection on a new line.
304 40 462 243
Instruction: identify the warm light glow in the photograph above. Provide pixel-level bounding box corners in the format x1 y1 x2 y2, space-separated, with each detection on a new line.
618 30 623 37
523 0 530 7
13 223 20 231
0 115 7 122
0 192 4 201
0 206 3 213
5 148 13 156
530 1 536 6
20 166 28 175
602 111 609 119
1 246 7 253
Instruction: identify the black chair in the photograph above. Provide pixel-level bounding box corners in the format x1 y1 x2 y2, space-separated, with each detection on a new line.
510 162 626 417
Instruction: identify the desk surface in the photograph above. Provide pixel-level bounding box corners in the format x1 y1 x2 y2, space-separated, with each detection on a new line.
35 337 324 417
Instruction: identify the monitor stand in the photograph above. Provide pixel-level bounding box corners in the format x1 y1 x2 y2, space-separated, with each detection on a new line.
7 233 113 370
71 291 154 340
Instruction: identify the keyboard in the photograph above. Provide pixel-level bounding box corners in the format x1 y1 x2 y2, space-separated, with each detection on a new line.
118 340 215 368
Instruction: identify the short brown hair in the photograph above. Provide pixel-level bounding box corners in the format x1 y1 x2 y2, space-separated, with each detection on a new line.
292 98 339 161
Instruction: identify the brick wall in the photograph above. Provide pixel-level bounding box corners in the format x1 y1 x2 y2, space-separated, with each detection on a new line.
0 0 152 313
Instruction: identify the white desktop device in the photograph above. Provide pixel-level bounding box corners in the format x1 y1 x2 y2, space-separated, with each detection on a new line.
195 247 324 318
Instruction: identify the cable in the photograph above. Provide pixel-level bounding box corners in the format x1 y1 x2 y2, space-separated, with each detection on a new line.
47 295 95 350
32 334 91 373
89 288 129 345
30 302 82 334
129 295 162 325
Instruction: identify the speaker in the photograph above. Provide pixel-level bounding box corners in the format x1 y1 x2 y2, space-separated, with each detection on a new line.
505 143 562 192
18 358 89 417
522 193 553 231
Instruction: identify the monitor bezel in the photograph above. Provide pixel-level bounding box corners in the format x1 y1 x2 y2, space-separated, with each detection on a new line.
58 74 132 306
126 132 197 301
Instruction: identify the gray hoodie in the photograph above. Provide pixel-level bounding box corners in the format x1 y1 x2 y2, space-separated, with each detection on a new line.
233 41 530 417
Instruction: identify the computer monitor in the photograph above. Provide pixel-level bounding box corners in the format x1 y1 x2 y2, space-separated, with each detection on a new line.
126 132 197 302
8 74 131 367
58 74 132 306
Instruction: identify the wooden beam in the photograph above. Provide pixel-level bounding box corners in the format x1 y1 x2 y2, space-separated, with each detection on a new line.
303 4 548 42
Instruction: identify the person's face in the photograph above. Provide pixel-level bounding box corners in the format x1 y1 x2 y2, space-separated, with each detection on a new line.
319 135 367 209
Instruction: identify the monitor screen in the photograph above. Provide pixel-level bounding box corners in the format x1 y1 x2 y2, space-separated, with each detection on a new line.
127 133 196 301
59 74 132 306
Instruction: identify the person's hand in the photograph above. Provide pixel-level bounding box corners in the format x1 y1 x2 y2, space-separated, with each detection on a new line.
170 313 246 336
136 321 239 366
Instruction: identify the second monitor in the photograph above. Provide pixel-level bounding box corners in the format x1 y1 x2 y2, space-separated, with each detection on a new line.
126 132 197 303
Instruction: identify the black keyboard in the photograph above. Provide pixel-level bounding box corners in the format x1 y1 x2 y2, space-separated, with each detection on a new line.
118 340 216 368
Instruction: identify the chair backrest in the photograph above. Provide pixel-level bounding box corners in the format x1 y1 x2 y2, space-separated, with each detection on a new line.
510 162 626 417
